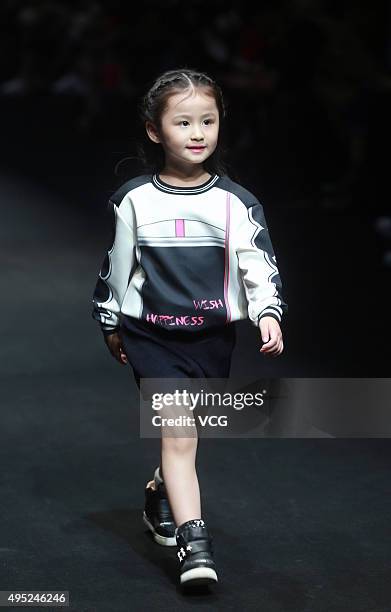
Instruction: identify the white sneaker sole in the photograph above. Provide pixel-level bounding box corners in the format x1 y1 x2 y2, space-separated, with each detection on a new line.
180 567 218 586
142 511 177 546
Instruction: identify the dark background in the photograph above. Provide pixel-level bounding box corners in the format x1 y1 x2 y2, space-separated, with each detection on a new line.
2 3 391 611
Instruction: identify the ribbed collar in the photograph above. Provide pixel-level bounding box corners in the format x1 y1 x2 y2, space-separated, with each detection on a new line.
152 173 220 195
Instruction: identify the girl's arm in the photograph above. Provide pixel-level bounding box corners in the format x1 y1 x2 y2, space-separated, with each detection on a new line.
91 196 136 336
234 196 288 327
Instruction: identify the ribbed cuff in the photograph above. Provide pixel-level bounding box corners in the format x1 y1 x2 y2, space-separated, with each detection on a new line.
101 326 120 337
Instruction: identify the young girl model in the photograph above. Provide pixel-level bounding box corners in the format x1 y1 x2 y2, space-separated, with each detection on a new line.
91 68 288 588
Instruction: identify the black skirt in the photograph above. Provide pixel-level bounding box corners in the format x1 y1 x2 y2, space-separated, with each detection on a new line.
119 316 236 389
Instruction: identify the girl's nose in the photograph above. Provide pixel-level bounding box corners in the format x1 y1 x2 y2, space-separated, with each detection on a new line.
191 127 204 140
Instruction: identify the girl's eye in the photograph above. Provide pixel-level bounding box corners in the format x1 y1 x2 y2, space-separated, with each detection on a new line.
179 119 214 126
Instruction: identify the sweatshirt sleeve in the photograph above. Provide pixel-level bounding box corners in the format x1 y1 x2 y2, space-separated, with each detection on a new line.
91 196 136 336
234 197 288 327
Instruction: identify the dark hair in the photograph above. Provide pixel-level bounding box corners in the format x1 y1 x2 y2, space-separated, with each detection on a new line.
136 67 229 177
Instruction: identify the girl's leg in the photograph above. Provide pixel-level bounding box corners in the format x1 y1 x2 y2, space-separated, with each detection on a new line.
160 430 201 527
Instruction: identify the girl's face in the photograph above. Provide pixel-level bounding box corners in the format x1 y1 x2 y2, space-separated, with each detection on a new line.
146 87 220 171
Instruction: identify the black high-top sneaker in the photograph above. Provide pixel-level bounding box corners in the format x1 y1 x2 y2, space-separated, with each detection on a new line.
142 472 176 546
175 519 218 587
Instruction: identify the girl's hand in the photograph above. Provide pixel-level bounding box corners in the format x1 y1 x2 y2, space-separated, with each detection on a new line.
259 316 284 356
104 331 128 365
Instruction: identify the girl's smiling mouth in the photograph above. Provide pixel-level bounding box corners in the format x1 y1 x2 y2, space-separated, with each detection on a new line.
187 146 206 152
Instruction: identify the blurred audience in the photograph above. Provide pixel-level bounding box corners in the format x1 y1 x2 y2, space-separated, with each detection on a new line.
0 0 390 265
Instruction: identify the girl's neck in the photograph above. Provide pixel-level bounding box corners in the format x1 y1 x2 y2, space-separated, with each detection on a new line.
158 166 212 187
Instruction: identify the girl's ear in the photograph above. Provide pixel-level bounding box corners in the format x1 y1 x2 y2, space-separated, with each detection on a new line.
145 121 161 144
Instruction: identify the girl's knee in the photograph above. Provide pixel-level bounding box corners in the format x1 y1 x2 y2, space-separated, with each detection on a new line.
161 434 198 454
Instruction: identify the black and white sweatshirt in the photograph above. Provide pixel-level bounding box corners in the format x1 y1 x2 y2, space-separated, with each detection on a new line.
91 173 288 335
